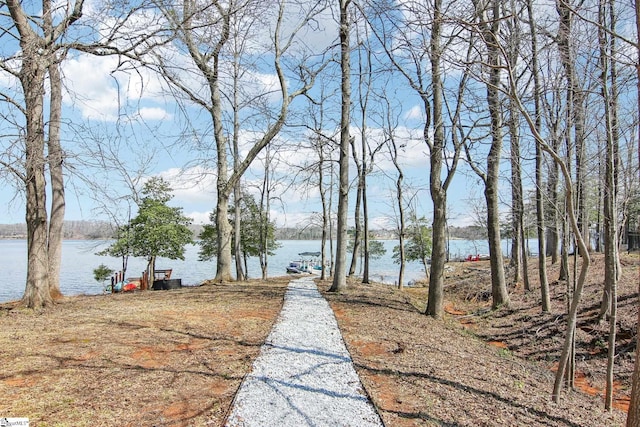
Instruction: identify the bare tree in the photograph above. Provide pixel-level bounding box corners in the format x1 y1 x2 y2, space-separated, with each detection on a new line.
1 0 84 308
367 0 467 317
155 0 328 282
502 30 592 405
297 78 341 280
379 93 407 289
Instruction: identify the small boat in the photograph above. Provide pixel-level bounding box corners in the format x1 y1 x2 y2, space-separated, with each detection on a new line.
286 261 307 274
286 252 323 274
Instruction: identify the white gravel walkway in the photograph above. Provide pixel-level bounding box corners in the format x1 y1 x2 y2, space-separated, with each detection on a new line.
225 276 384 427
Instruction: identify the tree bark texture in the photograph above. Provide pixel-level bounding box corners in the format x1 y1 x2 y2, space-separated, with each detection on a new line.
9 0 53 308
630 0 640 420
528 0 550 310
329 0 351 293
426 0 446 318
483 0 510 309
47 57 65 301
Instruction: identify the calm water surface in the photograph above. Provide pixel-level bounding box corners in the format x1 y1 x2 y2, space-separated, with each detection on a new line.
0 238 524 303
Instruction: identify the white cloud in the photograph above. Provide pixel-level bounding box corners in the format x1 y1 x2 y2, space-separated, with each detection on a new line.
62 51 173 122
63 55 121 120
157 167 217 206
186 210 212 225
139 107 171 121
404 105 423 121
270 210 316 228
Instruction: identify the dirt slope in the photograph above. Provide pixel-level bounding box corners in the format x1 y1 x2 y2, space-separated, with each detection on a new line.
323 252 637 426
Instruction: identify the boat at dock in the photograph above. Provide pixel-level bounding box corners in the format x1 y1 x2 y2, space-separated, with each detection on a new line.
286 252 323 274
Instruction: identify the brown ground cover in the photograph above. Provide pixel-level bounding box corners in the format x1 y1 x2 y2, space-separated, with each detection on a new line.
323 252 637 427
0 252 637 426
0 278 289 426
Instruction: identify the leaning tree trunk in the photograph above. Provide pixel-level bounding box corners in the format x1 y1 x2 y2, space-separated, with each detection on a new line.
552 224 591 400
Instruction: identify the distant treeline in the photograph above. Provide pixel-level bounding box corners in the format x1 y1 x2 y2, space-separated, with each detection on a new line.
0 220 116 239
0 220 487 241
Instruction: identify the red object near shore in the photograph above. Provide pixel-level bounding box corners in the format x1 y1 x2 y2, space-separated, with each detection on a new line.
123 283 137 292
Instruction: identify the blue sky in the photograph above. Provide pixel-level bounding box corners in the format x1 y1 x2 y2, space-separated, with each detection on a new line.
0 1 521 230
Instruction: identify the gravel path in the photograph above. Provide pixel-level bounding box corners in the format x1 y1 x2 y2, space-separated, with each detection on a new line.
225 276 383 427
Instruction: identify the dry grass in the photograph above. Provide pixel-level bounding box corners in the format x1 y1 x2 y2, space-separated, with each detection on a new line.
0 278 288 426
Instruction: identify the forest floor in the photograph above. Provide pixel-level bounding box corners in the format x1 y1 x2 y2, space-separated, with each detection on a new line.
0 252 637 426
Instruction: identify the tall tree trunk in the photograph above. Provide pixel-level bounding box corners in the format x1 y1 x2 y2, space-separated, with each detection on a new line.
629 0 640 424
215 192 234 282
262 147 273 280
509 144 523 285
506 3 523 285
381 93 406 290
392 150 405 290
504 35 592 401
232 46 245 281
529 0 550 311
484 0 510 309
426 0 446 318
556 0 589 253
546 155 561 264
47 56 65 301
329 160 335 277
18 34 52 308
629 286 640 426
506 2 528 290
208 3 233 282
329 0 351 293
234 186 244 280
508 102 525 287
319 145 329 281
597 0 619 409
362 172 370 284
358 37 373 285
349 141 362 276
536 151 551 310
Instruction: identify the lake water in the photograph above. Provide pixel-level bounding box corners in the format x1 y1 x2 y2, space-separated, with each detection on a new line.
0 238 533 303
